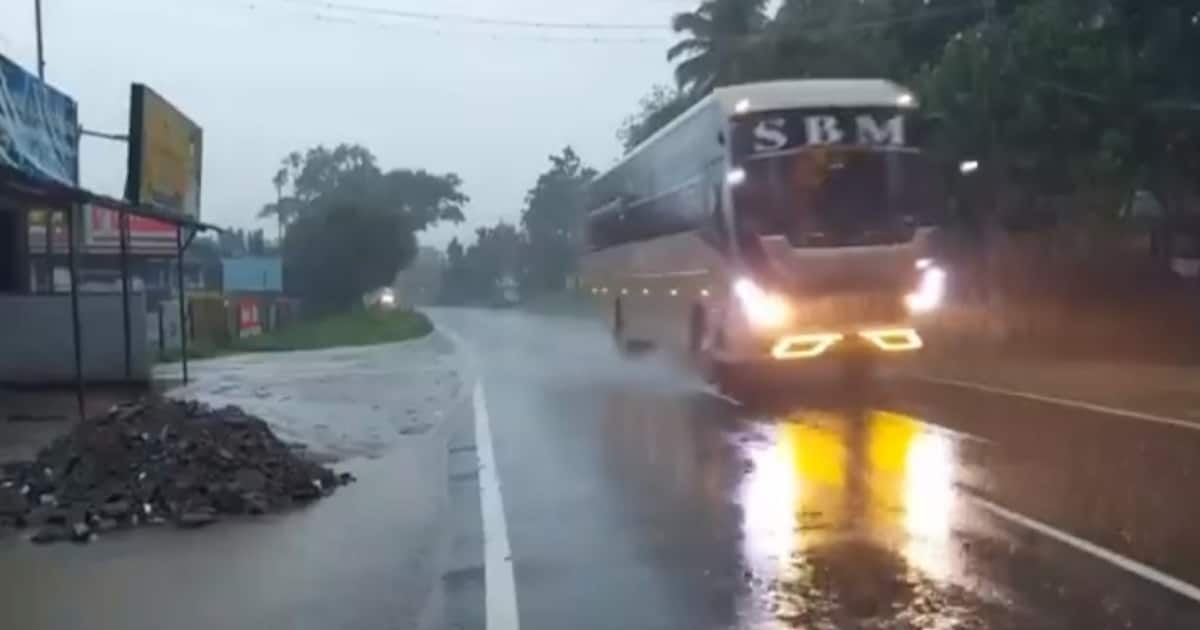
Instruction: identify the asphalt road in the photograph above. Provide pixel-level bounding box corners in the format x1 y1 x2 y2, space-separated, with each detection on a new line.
434 307 1200 630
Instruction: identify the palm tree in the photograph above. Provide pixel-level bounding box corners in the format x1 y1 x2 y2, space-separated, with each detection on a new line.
258 167 292 241
667 0 770 95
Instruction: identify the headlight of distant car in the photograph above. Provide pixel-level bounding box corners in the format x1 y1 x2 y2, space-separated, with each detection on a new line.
905 262 946 314
733 277 792 329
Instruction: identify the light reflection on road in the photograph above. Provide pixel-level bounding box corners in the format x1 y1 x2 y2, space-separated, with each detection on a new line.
737 407 964 628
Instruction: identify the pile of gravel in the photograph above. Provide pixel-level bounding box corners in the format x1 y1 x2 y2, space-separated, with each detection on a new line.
0 398 353 544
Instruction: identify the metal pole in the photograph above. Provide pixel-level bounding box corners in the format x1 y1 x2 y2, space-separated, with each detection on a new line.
176 225 189 384
119 211 132 380
34 0 45 80
78 129 130 142
43 211 53 292
66 205 85 421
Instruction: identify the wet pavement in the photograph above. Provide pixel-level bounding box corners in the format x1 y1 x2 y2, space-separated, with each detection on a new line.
434 308 1200 630
5 310 1200 629
158 333 463 460
1 333 468 630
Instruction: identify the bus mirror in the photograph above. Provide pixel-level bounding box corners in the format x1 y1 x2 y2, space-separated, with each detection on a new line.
717 132 726 146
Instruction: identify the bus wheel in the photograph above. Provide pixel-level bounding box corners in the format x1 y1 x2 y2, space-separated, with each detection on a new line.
690 305 719 382
612 299 645 357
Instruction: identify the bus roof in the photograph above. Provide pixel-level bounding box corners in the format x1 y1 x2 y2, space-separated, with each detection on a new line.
600 79 915 184
711 78 915 114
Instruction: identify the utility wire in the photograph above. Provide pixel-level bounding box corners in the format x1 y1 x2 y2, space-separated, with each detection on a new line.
301 10 669 44
279 0 669 31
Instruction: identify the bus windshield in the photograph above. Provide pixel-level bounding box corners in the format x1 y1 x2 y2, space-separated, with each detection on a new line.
729 109 942 248
733 149 941 247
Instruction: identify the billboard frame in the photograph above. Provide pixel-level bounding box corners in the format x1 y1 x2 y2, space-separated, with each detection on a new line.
124 84 203 222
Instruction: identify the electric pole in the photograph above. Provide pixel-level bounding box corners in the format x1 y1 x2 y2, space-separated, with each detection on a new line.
35 0 45 80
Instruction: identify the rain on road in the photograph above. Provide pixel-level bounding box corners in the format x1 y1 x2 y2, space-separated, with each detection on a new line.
434 307 1200 630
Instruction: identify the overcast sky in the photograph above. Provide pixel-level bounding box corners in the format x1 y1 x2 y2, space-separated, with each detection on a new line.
2 0 686 248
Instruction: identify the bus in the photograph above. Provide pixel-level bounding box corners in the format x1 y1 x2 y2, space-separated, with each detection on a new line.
581 79 945 385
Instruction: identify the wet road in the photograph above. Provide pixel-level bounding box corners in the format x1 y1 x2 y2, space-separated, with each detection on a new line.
434 308 1200 630
1 336 466 630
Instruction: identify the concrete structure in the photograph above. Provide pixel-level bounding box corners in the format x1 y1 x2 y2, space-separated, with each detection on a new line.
0 292 148 384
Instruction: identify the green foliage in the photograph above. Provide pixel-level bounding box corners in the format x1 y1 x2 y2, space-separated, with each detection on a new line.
439 223 525 304
236 309 432 352
159 310 432 362
266 143 467 312
520 147 597 292
439 147 596 303
617 85 698 153
668 0 772 94
285 202 417 313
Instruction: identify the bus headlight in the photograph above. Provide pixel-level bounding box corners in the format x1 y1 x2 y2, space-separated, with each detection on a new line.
734 277 792 329
905 265 946 314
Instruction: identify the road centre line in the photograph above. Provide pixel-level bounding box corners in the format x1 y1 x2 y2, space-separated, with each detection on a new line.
913 374 1200 433
434 319 520 630
968 494 1200 604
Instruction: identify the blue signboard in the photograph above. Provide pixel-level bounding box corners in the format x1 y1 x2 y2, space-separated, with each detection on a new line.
0 53 79 185
222 257 284 293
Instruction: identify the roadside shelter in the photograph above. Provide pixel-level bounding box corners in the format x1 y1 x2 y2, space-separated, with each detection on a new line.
1 53 218 419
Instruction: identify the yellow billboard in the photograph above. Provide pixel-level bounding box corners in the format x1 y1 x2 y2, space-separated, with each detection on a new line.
124 84 203 220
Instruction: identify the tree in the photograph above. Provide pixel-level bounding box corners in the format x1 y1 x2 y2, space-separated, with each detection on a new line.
285 203 417 313
247 229 266 256
218 228 247 257
269 143 469 311
520 147 596 292
668 0 771 94
439 225 526 304
617 85 698 153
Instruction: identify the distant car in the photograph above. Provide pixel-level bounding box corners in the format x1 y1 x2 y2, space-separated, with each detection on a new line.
495 274 520 307
364 287 399 311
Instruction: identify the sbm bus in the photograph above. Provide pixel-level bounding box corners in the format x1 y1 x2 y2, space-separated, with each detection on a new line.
582 79 945 383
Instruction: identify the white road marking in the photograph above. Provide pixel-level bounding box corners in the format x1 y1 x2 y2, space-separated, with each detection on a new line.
474 382 520 629
431 317 520 630
920 421 992 445
969 494 1200 604
914 374 1200 433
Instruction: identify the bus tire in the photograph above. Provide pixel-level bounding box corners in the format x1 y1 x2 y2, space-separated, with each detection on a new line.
690 305 721 383
612 299 645 357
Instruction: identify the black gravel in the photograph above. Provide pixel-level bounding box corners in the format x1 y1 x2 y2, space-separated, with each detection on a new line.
0 398 354 544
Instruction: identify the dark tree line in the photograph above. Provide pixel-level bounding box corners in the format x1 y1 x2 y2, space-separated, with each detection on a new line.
259 143 467 312
439 147 595 304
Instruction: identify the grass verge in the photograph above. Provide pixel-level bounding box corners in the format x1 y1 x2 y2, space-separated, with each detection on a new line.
159 309 433 362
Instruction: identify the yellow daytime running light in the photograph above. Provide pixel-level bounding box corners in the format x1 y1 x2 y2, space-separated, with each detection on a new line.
771 333 844 360
859 328 923 352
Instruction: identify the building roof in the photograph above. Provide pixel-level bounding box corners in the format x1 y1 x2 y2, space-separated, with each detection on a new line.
0 163 220 233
